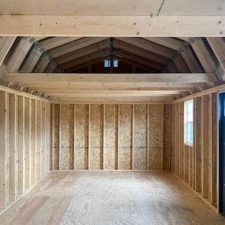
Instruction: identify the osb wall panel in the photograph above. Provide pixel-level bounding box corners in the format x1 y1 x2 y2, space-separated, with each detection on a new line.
104 104 118 170
118 104 132 170
148 105 164 170
163 104 171 171
171 93 218 209
133 104 147 170
0 90 50 212
59 105 74 170
51 104 170 171
52 104 59 170
74 104 89 170
90 105 103 170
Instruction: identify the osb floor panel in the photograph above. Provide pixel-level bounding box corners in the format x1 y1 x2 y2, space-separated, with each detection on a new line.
1 171 225 225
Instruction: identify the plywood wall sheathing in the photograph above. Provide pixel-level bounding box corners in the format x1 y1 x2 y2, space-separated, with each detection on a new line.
0 88 50 213
171 92 219 209
51 103 169 171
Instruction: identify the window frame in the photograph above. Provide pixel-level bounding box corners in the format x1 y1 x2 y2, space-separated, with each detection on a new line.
184 99 194 146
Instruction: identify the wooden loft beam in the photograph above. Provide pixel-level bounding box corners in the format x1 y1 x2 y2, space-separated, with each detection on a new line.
0 15 225 36
56 39 110 65
0 0 224 16
207 37 225 80
49 37 108 58
51 96 175 105
5 73 217 83
113 39 169 65
0 37 16 66
38 37 82 51
116 38 176 58
40 90 185 97
143 38 185 51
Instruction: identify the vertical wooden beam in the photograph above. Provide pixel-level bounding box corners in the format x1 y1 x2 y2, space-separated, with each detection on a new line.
117 104 120 170
8 94 18 202
179 102 184 179
146 104 150 170
88 104 90 170
0 91 8 209
202 95 209 199
132 104 134 170
24 98 31 190
195 97 203 193
18 96 25 196
103 104 105 170
73 105 76 169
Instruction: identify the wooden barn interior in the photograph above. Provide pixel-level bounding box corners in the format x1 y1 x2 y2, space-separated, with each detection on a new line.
1 1 225 225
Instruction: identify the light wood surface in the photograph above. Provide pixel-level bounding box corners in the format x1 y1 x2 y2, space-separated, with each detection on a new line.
52 104 169 171
0 171 225 225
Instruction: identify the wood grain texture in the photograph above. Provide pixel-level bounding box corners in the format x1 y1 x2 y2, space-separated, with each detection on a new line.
74 104 89 170
171 92 219 209
52 103 169 171
0 88 51 213
118 104 132 170
89 105 103 170
1 171 225 225
104 104 118 170
148 104 164 170
59 105 74 170
133 104 147 170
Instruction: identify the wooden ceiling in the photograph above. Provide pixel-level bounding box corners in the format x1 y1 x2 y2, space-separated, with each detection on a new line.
0 0 225 36
1 36 225 103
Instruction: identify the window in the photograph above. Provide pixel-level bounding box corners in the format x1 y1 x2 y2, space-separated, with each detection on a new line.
184 99 193 145
104 59 111 68
113 59 119 68
104 59 119 68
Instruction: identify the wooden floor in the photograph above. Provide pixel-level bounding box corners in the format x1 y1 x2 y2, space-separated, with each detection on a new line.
0 171 225 225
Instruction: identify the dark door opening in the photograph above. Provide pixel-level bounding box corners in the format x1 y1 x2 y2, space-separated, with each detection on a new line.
219 93 225 216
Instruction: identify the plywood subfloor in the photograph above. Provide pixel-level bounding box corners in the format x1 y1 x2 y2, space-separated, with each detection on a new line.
0 171 225 225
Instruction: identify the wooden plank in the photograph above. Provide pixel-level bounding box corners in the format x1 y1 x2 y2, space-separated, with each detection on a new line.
18 96 25 196
19 46 43 73
133 104 147 170
8 94 18 202
118 105 132 170
24 98 31 190
52 105 60 170
7 37 34 73
0 37 16 66
148 104 164 170
179 102 184 179
195 97 202 194
202 95 209 199
59 104 74 170
74 104 89 170
163 104 171 171
104 104 118 170
0 91 8 209
1 15 225 36
6 73 216 84
36 101 42 181
89 105 103 170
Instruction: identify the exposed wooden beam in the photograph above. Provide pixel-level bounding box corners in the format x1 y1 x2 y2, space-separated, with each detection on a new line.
0 15 225 36
207 37 225 80
55 39 110 64
38 37 82 50
0 37 16 66
143 37 185 51
51 96 175 104
5 73 217 83
49 37 109 58
116 37 176 58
